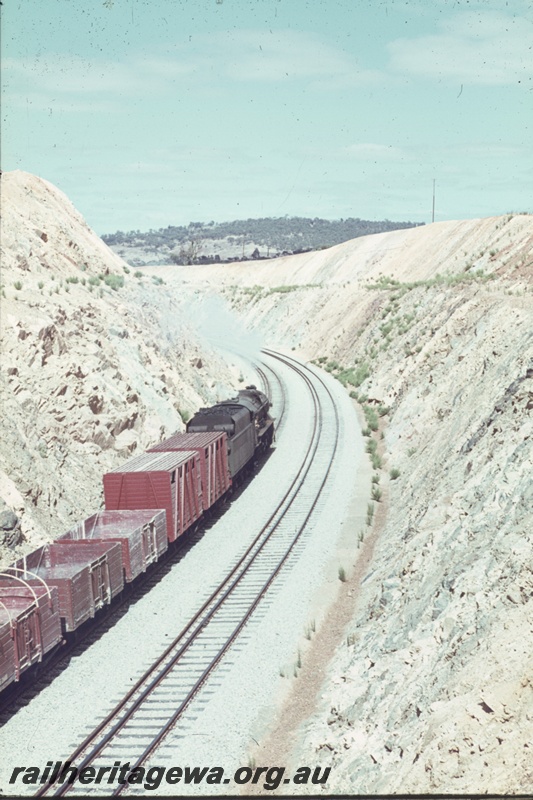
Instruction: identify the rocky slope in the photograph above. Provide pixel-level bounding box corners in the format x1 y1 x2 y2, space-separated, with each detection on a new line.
162 214 533 794
0 171 246 567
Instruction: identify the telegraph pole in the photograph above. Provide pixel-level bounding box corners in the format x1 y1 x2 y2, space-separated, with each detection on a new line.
432 179 436 223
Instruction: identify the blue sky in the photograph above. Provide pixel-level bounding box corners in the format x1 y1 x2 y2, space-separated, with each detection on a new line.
2 0 532 234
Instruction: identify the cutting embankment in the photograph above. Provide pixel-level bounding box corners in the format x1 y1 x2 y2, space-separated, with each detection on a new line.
171 215 533 794
0 171 241 568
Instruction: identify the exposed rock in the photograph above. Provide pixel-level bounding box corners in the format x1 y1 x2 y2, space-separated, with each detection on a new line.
0 509 19 530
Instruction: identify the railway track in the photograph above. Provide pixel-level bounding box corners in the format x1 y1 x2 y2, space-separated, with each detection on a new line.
34 350 340 797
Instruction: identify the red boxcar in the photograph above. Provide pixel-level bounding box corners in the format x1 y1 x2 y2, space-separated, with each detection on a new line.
0 573 62 686
61 509 168 583
148 432 231 511
12 541 124 632
103 450 203 542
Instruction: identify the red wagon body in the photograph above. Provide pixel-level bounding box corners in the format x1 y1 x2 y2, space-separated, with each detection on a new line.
61 509 168 583
103 450 202 542
148 431 231 511
0 575 62 686
12 541 124 632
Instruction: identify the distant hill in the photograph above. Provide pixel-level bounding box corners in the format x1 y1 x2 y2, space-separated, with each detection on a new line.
102 216 425 266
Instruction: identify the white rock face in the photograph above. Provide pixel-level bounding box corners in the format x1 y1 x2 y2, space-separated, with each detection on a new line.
161 215 533 794
0 171 245 566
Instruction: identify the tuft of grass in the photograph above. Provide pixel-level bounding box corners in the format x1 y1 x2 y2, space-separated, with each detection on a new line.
134 270 143 279
371 473 380 484
304 619 316 640
38 281 44 290
366 503 374 526
371 453 382 470
37 441 48 458
371 486 382 502
179 408 191 423
390 467 401 480
104 273 125 291
151 275 164 285
363 404 379 431
338 566 347 582
65 275 79 284
13 281 23 290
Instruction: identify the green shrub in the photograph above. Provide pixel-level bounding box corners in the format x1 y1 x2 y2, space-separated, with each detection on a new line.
66 276 79 284
104 273 125 291
88 275 101 286
371 453 382 470
338 566 347 582
363 405 379 431
390 468 401 480
38 281 44 290
13 281 22 290
371 486 382 501
151 275 164 285
134 271 143 279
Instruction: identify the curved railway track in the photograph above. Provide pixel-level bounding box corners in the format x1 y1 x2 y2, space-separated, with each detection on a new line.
35 350 340 798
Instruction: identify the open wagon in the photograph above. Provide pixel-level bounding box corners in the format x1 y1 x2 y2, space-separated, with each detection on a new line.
11 541 124 632
61 509 168 583
0 573 62 688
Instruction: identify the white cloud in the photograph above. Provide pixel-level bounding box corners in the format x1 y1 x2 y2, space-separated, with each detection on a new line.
166 29 385 87
344 143 409 161
388 10 533 85
2 53 194 100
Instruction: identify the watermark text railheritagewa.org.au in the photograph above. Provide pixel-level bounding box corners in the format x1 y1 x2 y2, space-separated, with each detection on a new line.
9 761 331 792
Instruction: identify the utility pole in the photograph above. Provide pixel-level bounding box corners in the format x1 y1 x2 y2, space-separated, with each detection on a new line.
432 179 436 223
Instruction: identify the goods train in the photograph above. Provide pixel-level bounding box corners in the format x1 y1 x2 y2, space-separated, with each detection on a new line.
0 387 274 695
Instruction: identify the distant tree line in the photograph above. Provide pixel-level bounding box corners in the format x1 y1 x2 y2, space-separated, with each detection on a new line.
102 215 424 264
